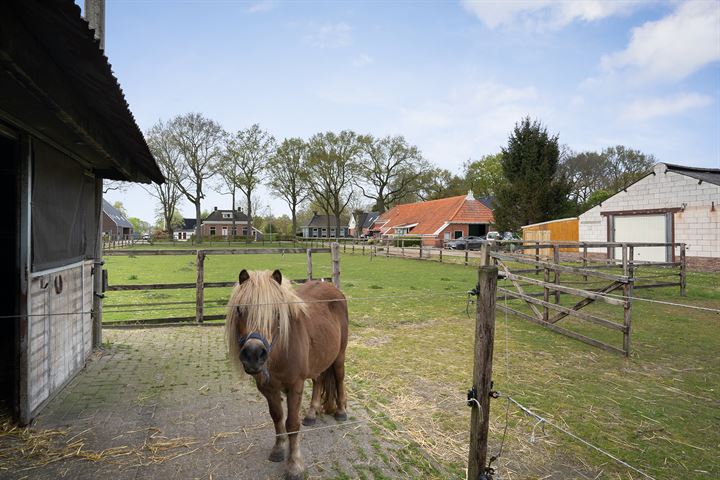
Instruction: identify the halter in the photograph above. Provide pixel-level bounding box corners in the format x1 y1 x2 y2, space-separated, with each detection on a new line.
235 306 277 353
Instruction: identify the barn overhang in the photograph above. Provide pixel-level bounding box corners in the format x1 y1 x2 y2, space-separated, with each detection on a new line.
0 0 164 185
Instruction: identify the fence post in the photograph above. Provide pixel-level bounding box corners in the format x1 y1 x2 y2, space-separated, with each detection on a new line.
362 244 365 256
419 241 423 259
621 244 628 277
628 245 635 280
467 264 498 480
465 249 469 266
582 243 588 282
331 243 341 289
543 266 550 322
196 250 205 323
439 248 443 263
623 278 633 357
480 242 490 267
680 243 686 297
553 244 560 304
535 241 540 275
402 238 405 258
306 248 313 281
386 239 390 259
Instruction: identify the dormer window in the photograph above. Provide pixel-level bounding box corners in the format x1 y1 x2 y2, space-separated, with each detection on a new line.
222 212 232 219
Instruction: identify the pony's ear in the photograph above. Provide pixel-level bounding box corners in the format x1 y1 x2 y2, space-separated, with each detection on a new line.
271 269 282 285
239 269 250 284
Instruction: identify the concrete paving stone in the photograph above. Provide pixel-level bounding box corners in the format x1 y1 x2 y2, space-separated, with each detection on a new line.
1 326 408 480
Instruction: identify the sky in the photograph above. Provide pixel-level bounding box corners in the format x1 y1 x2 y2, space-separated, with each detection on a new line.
88 0 720 224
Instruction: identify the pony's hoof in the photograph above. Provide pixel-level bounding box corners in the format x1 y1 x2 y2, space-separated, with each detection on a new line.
302 416 316 426
334 411 348 422
268 449 285 462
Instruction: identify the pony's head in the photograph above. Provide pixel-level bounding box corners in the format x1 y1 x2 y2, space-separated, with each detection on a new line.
225 269 306 376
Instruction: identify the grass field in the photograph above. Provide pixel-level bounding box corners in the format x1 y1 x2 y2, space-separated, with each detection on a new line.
103 250 720 479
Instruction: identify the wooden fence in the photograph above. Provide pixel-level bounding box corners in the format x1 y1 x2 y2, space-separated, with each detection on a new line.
102 246 340 325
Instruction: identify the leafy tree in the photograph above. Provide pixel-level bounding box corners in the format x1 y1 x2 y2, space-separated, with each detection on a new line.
415 168 466 201
305 131 362 239
128 217 151 235
266 138 310 237
227 124 276 243
112 201 129 218
356 135 426 213
463 153 506 198
602 145 655 192
493 117 572 232
163 113 225 242
145 120 185 237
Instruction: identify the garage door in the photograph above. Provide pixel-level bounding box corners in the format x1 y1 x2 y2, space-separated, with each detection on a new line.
613 215 668 262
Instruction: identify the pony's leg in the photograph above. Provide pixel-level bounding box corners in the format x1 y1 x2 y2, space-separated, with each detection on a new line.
262 389 287 463
302 378 322 426
333 355 348 421
285 382 305 480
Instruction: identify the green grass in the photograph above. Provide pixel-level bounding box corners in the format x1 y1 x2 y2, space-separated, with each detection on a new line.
102 251 720 479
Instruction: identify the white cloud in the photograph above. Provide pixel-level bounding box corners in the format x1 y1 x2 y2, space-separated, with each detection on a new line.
460 0 646 30
246 0 274 13
304 23 351 48
622 92 712 120
396 81 545 164
602 1 720 82
352 54 374 67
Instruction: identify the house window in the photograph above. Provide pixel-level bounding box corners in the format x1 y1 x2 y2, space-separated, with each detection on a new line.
313 228 318 237
222 226 228 236
242 227 248 236
232 226 237 235
454 230 462 239
321 228 327 237
330 229 336 237
210 227 216 236
444 232 451 240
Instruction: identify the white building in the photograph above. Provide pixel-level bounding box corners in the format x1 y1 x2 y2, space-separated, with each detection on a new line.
579 163 719 270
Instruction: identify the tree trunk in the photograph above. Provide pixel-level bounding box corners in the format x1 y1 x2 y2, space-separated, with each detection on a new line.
291 207 297 242
335 210 341 240
231 188 236 242
246 193 252 244
195 201 202 243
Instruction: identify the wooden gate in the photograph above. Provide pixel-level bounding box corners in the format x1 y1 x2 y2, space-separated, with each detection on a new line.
490 248 633 356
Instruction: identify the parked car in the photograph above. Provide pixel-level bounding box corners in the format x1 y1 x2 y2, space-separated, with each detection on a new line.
446 235 485 250
486 231 520 241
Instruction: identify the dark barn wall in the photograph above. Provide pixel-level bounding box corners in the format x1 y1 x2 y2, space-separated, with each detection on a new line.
0 133 19 416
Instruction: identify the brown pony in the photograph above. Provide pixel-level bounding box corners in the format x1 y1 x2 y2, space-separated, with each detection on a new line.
225 269 348 480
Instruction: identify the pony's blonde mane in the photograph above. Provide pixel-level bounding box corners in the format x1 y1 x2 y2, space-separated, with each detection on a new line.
225 270 307 370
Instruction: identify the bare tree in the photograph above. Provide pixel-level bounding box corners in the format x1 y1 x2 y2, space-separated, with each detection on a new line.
162 113 224 242
145 120 185 237
305 131 362 240
227 124 275 243
356 135 426 213
212 139 241 239
103 180 128 194
266 138 310 237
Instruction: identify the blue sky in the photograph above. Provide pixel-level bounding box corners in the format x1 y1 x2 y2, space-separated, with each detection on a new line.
90 0 720 223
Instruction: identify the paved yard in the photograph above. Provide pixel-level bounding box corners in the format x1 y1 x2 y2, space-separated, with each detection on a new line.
1 326 407 480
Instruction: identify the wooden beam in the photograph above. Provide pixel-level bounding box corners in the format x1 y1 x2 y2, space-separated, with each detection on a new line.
496 259 542 320
547 281 625 324
105 248 331 256
491 252 629 283
498 287 626 331
502 272 627 306
496 304 625 355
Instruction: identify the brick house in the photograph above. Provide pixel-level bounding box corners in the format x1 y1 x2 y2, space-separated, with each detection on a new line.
200 207 262 239
371 191 495 247
102 199 133 239
579 163 720 270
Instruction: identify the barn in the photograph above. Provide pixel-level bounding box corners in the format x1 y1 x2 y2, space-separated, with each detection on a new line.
0 0 163 423
579 163 719 270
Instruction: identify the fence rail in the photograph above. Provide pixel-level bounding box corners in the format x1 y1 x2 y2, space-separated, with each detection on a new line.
102 246 339 325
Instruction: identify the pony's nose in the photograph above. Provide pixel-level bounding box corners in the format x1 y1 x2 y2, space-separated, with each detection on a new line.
240 341 268 369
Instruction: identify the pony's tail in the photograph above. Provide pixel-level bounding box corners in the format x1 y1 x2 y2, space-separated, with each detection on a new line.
320 364 339 415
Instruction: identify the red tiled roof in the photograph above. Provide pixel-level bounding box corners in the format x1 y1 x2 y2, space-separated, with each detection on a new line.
372 194 494 236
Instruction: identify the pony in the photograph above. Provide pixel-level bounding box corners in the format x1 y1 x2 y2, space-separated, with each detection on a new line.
225 269 349 480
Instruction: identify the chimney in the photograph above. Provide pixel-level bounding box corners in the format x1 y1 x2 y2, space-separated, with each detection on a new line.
214 206 217 211
84 0 106 50
466 190 474 201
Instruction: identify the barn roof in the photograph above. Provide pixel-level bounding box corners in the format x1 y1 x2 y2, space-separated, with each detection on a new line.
373 192 494 236
0 0 163 184
304 214 347 228
664 163 720 187
102 200 133 229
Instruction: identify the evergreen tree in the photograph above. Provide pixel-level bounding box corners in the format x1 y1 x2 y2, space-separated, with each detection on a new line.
493 117 571 232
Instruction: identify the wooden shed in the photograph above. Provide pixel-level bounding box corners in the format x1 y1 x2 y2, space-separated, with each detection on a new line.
0 0 163 424
521 217 579 255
